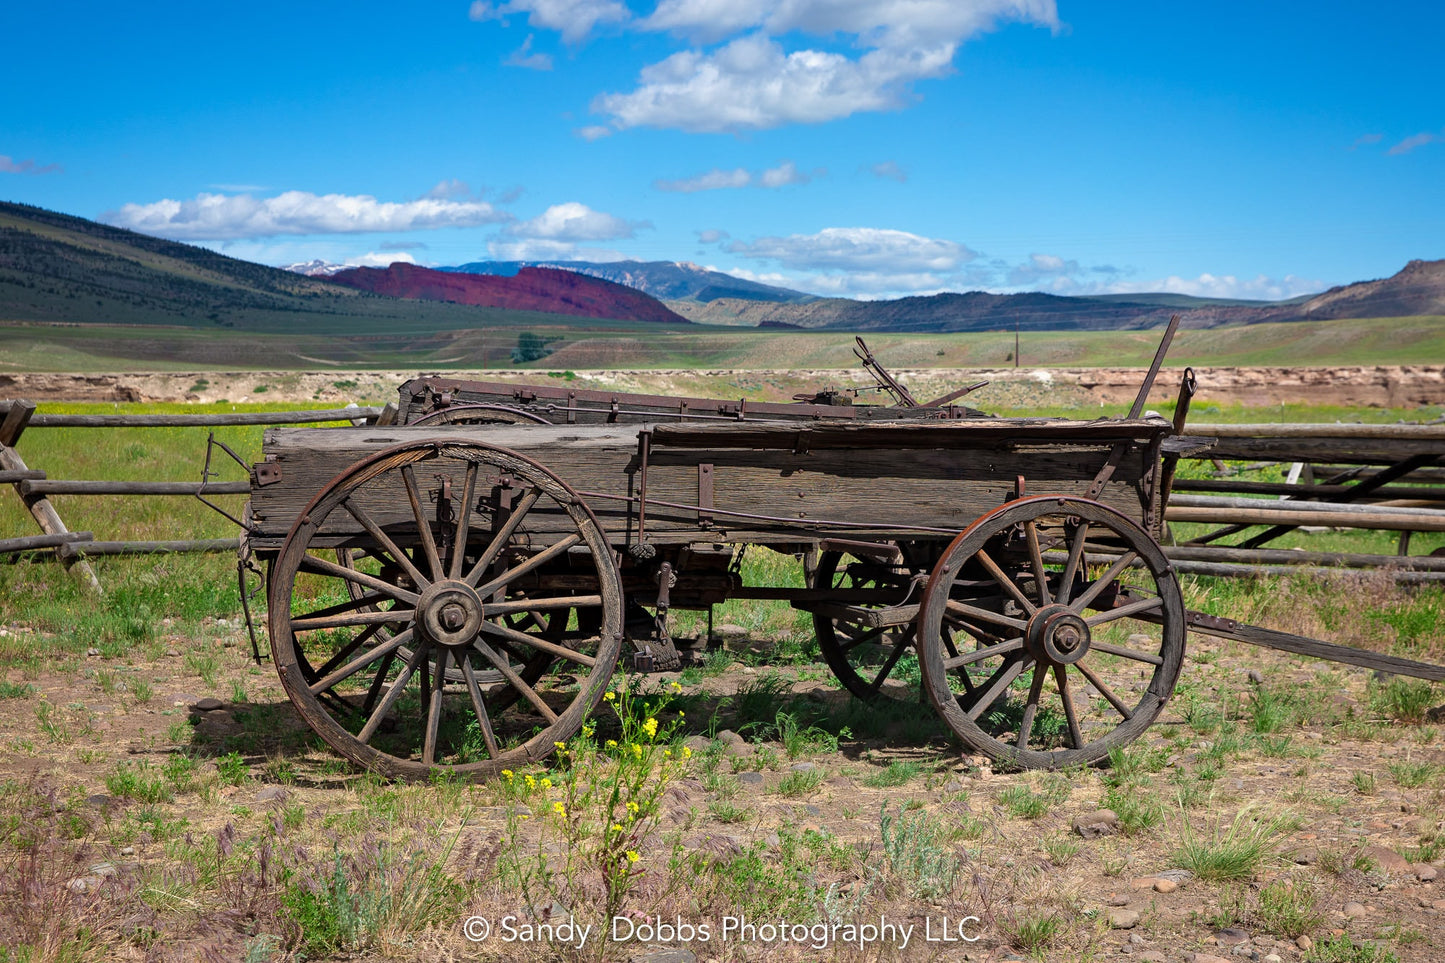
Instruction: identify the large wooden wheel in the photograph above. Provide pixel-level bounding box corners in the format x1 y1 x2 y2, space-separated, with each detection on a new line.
917 496 1184 769
812 545 926 701
267 439 623 779
410 404 551 427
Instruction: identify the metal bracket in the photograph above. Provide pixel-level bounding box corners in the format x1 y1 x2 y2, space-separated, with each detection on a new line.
697 463 714 527
197 432 260 531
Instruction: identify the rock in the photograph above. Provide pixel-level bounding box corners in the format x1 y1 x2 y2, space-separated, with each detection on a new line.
715 729 745 746
1188 955 1232 963
1246 669 1264 684
119 846 135 856
712 624 748 640
1295 936 1313 951
1362 845 1412 875
192 697 224 712
1106 893 1132 906
85 794 112 810
86 647 100 657
1263 955 1282 963
790 762 816 772
1416 864 1438 882
737 772 764 786
1341 901 1367 919
1138 953 1166 963
1072 809 1120 838
630 951 696 963
1106 908 1140 929
1214 927 1249 946
88 862 118 878
254 786 289 803
66 875 104 894
683 735 710 753
1154 868 1194 885
1292 847 1318 865
764 833 781 849
1154 878 1179 894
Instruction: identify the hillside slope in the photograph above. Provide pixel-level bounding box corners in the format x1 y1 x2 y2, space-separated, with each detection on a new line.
1276 258 1445 321
441 259 811 303
326 263 690 324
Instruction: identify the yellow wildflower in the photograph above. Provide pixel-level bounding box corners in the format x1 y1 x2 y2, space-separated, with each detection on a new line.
682 746 693 759
554 741 566 750
642 717 659 738
626 850 641 863
627 800 640 813
669 681 682 692
606 739 618 749
611 823 624 833
553 801 567 817
540 778 552 789
632 743 643 757
603 691 616 701
502 769 514 780
525 775 536 789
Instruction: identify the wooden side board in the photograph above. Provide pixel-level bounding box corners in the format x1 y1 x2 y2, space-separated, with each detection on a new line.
247 421 1163 551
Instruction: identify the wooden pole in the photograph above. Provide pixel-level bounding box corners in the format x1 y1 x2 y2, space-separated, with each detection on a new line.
0 401 101 594
1166 505 1445 532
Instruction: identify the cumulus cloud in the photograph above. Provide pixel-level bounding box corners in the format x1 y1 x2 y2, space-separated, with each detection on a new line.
1388 129 1444 155
469 0 629 44
104 190 508 241
1007 252 1080 286
727 226 975 274
506 34 554 69
0 154 62 175
586 0 1058 132
504 201 648 241
424 178 476 200
346 251 420 268
575 125 614 140
868 160 907 182
654 159 816 192
696 228 730 243
1105 273 1324 301
1349 133 1383 150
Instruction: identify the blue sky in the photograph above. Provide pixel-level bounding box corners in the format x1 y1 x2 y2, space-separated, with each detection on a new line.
2 1 1441 300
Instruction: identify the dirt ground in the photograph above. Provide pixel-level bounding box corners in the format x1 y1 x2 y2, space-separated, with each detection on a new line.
3 610 1444 962
3 364 1444 410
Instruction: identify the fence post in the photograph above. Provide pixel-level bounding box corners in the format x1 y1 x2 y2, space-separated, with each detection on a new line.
0 400 103 595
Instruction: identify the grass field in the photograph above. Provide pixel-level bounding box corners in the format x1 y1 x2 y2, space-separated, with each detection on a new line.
2 402 1444 961
3 313 1444 371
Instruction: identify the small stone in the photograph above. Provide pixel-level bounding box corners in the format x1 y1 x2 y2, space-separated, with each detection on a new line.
715 729 745 746
1129 933 1146 945
712 623 748 640
1292 847 1318 865
254 786 289 803
1416 864 1438 882
737 772 764 786
1215 927 1249 946
1362 845 1411 875
790 762 816 772
1106 893 1132 906
66 875 104 894
1073 809 1121 838
1154 878 1178 894
1138 953 1166 963
1295 936 1313 951
119 846 135 856
1106 908 1140 929
192 697 224 712
764 833 781 849
1189 954 1232 963
86 647 100 657
85 794 112 810
1246 669 1264 684
1341 901 1367 919
88 862 118 878
166 649 181 658
1263 956 1282 963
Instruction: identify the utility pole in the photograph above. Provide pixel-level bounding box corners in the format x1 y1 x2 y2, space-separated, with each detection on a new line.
1014 320 1020 368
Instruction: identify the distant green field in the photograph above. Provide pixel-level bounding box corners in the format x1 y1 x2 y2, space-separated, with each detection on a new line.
3 313 1441 372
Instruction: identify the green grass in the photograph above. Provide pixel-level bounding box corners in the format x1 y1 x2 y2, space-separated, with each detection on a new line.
1173 808 1296 882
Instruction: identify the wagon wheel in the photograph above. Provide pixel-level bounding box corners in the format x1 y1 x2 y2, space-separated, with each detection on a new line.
332 546 553 699
411 404 551 426
812 546 926 701
917 495 1184 769
268 439 623 779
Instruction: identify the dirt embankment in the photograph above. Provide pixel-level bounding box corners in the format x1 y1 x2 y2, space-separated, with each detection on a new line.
2 365 1443 409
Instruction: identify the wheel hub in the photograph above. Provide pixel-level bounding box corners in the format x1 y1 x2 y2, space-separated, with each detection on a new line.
416 580 485 648
1025 603 1092 666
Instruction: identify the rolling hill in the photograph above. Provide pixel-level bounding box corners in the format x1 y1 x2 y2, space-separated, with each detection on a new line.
326 263 689 325
439 258 811 304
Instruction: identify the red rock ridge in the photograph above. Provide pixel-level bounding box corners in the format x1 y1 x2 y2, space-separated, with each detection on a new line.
326 263 691 325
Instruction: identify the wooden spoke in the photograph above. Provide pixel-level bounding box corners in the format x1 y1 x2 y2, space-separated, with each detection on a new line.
976 549 1037 615
291 591 396 626
1054 665 1084 749
482 594 601 616
357 644 426 744
401 464 445 582
1084 595 1163 627
423 649 449 766
299 553 420 605
965 657 1028 722
1070 551 1139 613
361 650 397 717
477 618 598 668
343 498 429 589
461 655 500 758
474 639 558 724
838 625 888 653
462 488 542 585
1016 665 1049 750
1024 521 1052 606
290 608 414 631
308 628 413 695
867 626 914 694
942 636 1024 670
945 600 1027 631
311 621 386 680
448 461 481 580
472 533 583 597
1055 520 1090 605
1075 659 1134 720
1089 640 1164 666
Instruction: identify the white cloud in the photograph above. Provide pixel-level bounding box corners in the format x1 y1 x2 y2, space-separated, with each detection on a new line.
1388 129 1444 155
696 228 730 243
505 34 554 70
346 251 420 268
469 0 629 45
424 178 476 200
505 201 647 242
104 190 508 240
588 1 1057 132
727 226 975 273
757 160 815 188
1105 273 1324 301
655 167 752 192
1349 133 1383 151
575 125 614 140
1007 252 1080 286
868 160 907 182
485 237 629 261
0 154 62 175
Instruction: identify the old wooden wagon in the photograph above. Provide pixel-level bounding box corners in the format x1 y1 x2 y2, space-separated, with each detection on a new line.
239 335 1445 780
